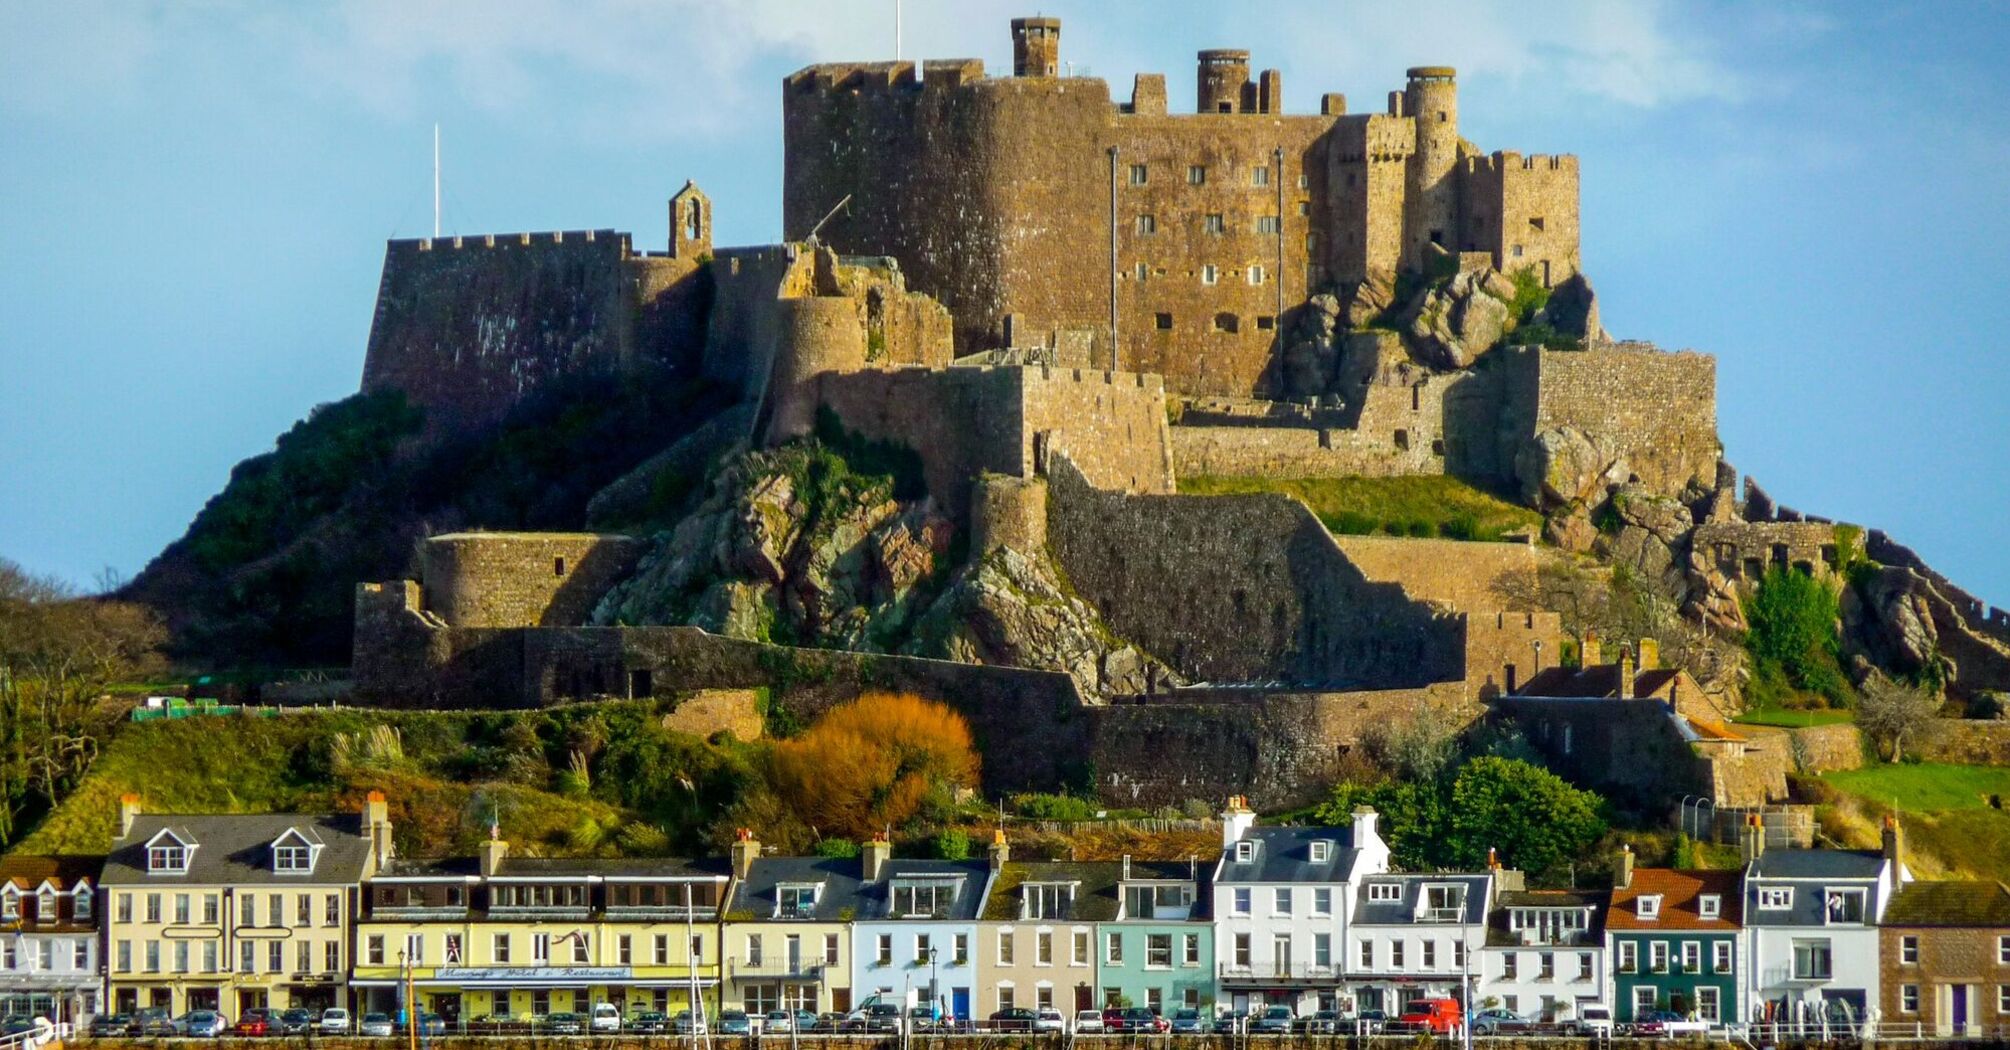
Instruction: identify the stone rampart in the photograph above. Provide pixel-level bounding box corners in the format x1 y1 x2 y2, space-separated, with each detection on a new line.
1527 345 1720 498
1912 719 2010 766
1045 453 1463 687
362 231 704 434
1332 535 1551 613
1459 152 1582 285
421 533 646 628
1693 521 1841 582
1780 723 1866 772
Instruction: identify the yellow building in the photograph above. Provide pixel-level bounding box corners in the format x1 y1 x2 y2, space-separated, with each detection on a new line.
719 832 858 1015
351 835 730 1024
99 793 392 1017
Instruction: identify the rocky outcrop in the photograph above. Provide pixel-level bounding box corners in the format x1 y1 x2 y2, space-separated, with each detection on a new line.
1516 426 1629 510
1536 272 1602 343
907 546 1182 699
1405 268 1517 369
1593 484 1695 603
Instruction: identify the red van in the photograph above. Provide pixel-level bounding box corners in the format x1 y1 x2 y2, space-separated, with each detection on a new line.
1398 998 1464 1035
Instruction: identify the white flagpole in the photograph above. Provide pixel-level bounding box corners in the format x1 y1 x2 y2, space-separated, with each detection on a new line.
432 123 441 239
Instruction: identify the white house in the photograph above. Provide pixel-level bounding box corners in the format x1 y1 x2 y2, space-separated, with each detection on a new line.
1477 887 1607 1022
848 835 1001 1025
0 855 103 1023
1346 871 1492 1016
1211 798 1390 1015
1743 818 1908 1031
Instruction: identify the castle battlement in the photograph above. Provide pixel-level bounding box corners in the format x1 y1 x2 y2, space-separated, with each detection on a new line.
387 229 629 254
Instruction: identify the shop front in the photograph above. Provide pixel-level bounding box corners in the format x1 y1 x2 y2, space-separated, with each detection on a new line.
351 967 720 1023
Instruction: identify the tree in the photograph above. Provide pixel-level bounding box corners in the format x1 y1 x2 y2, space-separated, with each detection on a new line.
1855 675 1940 762
1743 566 1848 703
768 692 979 839
1314 779 1447 872
0 558 166 845
1445 756 1607 879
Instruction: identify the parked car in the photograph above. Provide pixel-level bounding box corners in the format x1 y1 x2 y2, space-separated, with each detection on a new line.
1353 1009 1388 1033
233 1010 273 1037
1033 1009 1067 1033
1124 1007 1169 1034
1628 1010 1711 1037
319 1008 353 1035
764 1011 797 1034
1470 1008 1536 1036
135 1008 178 1037
1 1018 38 1039
670 1010 707 1036
1212 1010 1246 1035
985 1007 1035 1032
183 1011 228 1038
1167 1008 1207 1035
1252 1006 1296 1034
544 1012 585 1035
470 1013 528 1035
89 1013 136 1038
716 1010 752 1036
357 1013 395 1038
1074 1010 1105 1034
1398 999 1463 1036
274 1009 315 1036
628 1011 669 1034
842 1003 900 1034
1567 1005 1613 1037
584 1003 621 1034
414 1014 448 1036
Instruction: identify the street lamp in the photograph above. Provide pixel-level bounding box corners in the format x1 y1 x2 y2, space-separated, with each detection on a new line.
398 949 417 1050
926 946 940 1028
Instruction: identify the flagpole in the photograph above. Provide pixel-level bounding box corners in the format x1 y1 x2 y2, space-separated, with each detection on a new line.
432 124 441 239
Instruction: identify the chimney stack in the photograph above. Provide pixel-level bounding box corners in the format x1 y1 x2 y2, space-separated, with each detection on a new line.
731 828 761 881
1637 638 1660 671
1220 796 1257 849
479 833 509 877
1618 844 1634 888
1581 629 1601 667
1882 814 1904 866
864 834 892 883
988 829 1011 871
363 790 394 870
118 794 143 838
1121 854 1132 881
1741 814 1766 864
1617 645 1636 700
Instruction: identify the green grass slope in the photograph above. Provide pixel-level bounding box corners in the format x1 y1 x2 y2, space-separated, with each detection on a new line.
11 700 756 861
1178 474 1542 541
1817 763 2010 879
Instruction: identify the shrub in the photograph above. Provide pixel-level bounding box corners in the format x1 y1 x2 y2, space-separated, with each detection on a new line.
814 838 861 858
768 693 980 839
932 829 971 860
1013 793 1101 821
1744 566 1849 704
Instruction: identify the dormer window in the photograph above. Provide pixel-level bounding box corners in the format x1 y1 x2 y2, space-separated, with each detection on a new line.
891 881 953 918
1422 884 1467 921
777 884 820 918
1023 882 1075 920
1368 883 1401 903
270 829 319 875
1234 841 1254 863
0 888 17 921
1824 888 1866 924
1309 840 1332 863
1697 894 1721 919
1758 887 1793 910
145 830 194 875
37 887 57 920
72 885 92 921
1636 895 1662 920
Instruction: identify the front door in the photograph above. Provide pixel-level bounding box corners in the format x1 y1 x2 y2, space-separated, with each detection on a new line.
1951 984 1971 1035
435 993 462 1025
951 987 970 1024
1075 985 1093 1012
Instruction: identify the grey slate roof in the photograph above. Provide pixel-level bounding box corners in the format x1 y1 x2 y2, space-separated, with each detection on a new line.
981 861 1122 922
1485 889 1608 947
1747 849 1885 880
100 813 373 886
1216 827 1361 884
726 856 869 921
856 860 993 921
1351 873 1491 925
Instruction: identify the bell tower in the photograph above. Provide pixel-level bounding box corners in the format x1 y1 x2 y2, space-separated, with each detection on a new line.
669 180 711 260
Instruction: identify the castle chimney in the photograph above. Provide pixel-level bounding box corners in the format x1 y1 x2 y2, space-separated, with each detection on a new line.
1638 638 1661 671
1618 844 1634 888
988 830 1011 871
118 794 143 838
1220 795 1257 849
363 790 394 871
1882 815 1904 866
1257 70 1283 115
1010 17 1061 77
1197 49 1251 114
863 834 892 883
479 833 509 877
731 828 761 881
1741 814 1766 863
1581 629 1601 667
1617 645 1636 700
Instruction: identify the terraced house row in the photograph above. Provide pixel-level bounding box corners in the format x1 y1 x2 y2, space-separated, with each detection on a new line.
4 796 2008 1038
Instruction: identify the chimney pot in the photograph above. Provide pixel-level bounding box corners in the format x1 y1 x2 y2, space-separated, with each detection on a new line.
118 794 143 838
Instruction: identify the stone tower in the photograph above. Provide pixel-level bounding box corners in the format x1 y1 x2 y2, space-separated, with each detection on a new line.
1011 16 1061 77
1197 49 1252 113
670 180 711 260
1402 66 1460 269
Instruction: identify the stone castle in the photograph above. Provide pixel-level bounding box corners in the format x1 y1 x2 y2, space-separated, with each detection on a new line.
344 19 2010 812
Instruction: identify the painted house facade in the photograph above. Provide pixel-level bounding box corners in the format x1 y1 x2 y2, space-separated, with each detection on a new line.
0 855 102 1022
1098 857 1214 1014
719 837 859 1016
1346 871 1492 1017
351 838 730 1022
1478 887 1606 1022
99 794 389 1017
1211 798 1390 1014
847 836 998 1023
977 859 1113 1015
1743 822 1907 1029
1607 855 1743 1025
1877 880 2010 1037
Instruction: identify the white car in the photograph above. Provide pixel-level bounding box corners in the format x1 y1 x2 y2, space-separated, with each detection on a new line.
764 1011 795 1034
590 1004 622 1034
319 1008 352 1035
1033 1009 1066 1033
1074 1010 1105 1034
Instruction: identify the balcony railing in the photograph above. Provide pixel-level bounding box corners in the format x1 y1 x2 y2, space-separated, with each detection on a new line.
727 957 829 980
1217 962 1343 982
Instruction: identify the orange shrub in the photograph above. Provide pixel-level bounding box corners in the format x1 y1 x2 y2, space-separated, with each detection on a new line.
769 692 979 839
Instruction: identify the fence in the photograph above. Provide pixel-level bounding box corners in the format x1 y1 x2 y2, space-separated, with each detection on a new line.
0 1021 68 1050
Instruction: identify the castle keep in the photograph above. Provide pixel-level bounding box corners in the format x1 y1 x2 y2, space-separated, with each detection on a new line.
783 19 1578 396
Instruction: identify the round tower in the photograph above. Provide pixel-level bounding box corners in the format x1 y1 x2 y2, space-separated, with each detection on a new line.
1197 49 1251 113
1402 66 1460 269
1011 17 1061 77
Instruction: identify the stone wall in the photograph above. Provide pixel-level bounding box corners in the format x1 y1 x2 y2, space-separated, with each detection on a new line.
1526 345 1720 498
1332 536 1551 613
1495 697 1714 808
1692 521 1841 582
658 688 765 740
361 231 704 434
420 533 646 628
1459 152 1582 286
1912 720 2010 766
1045 453 1463 687
1782 723 1866 773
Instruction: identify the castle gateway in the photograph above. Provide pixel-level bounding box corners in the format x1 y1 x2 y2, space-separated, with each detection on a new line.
783 18 1579 398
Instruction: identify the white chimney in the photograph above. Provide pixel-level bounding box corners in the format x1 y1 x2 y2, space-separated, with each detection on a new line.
1220 796 1256 850
1353 806 1391 875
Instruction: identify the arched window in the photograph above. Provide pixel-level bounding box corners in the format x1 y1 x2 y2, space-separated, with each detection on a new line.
686 200 703 242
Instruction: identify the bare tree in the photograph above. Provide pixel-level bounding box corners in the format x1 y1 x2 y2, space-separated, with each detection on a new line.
1856 674 1941 763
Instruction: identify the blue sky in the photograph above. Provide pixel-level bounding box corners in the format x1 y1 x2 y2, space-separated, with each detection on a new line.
2 1 2007 606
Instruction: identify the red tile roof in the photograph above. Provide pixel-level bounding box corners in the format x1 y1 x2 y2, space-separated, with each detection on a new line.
1607 868 1742 931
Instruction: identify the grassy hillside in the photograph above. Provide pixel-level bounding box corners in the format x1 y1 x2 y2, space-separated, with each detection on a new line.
1821 763 2010 812
1178 474 1541 541
1816 763 2010 879
12 700 757 860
